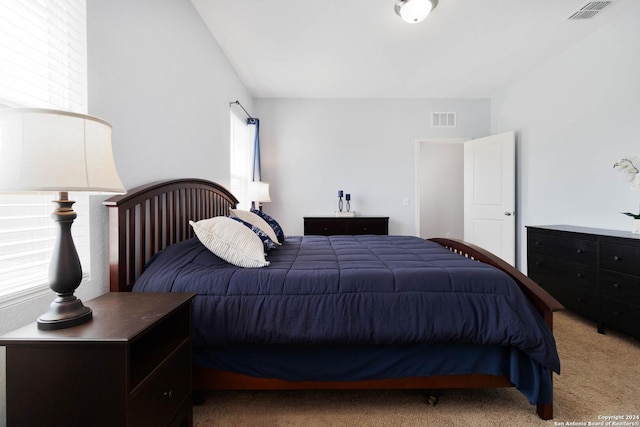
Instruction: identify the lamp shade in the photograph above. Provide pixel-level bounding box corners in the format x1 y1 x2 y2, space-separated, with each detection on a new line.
248 181 271 203
0 108 125 194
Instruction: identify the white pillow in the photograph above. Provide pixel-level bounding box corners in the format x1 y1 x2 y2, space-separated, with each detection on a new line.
190 216 269 268
230 208 281 244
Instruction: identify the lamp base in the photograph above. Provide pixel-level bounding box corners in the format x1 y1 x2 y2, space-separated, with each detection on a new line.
37 295 92 330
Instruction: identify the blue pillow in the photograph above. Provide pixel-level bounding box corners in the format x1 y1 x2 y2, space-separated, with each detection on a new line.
251 209 285 243
229 216 278 251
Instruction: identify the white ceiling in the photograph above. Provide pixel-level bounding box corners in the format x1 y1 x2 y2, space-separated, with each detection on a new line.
191 0 638 99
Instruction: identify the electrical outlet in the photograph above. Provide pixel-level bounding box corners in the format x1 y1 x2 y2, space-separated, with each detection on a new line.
402 197 410 207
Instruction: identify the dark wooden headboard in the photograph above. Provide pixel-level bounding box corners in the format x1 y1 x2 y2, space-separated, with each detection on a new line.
103 178 238 292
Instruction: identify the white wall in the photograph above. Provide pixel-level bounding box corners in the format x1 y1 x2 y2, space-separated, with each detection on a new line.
492 4 640 270
1 1 250 422
255 98 490 236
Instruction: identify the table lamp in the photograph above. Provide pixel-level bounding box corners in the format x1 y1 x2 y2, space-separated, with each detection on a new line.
0 108 126 330
248 181 271 211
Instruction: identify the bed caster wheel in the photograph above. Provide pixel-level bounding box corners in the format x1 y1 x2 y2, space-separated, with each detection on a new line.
426 390 444 406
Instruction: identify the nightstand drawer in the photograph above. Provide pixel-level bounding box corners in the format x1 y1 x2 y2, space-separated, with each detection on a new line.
129 342 191 427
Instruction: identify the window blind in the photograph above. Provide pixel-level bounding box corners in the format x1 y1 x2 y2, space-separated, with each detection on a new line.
0 0 88 307
230 110 253 210
0 0 87 111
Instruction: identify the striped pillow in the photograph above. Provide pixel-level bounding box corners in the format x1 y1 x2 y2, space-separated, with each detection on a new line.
190 216 269 268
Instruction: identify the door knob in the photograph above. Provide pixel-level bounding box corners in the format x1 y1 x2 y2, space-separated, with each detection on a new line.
504 212 514 216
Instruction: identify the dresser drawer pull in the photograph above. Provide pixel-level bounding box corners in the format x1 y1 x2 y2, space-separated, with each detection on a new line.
576 273 583 278
612 283 620 289
576 296 585 302
612 310 621 317
613 255 622 262
576 249 582 254
163 390 173 399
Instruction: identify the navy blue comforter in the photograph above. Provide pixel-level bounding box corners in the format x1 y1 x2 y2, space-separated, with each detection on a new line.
133 235 560 374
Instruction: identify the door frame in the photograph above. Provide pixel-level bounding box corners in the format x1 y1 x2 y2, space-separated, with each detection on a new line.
414 137 468 238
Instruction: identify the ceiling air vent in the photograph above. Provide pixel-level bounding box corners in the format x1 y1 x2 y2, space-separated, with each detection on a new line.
567 1 613 20
432 112 456 128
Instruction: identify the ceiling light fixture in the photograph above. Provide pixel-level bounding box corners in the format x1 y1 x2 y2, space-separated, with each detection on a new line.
395 0 439 23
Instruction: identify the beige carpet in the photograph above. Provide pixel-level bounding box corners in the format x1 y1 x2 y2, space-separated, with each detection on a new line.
193 311 640 426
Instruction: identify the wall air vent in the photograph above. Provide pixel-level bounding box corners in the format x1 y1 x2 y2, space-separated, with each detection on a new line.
431 112 456 128
567 1 613 20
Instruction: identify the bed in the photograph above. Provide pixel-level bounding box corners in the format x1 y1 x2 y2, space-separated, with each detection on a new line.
104 178 563 420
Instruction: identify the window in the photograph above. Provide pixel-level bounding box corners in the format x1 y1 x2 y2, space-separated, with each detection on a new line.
230 110 253 210
0 0 88 307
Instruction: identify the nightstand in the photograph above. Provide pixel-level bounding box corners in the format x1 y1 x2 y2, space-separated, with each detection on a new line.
0 292 195 427
303 216 389 235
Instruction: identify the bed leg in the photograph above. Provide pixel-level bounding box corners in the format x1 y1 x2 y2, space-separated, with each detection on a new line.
193 389 206 405
537 402 553 420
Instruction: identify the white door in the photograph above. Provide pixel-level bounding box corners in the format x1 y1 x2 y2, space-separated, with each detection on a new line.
464 131 516 265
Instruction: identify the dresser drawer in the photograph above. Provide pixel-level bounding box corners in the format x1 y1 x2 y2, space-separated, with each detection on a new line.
600 270 640 303
345 219 388 235
601 298 640 338
600 242 640 277
527 230 597 264
304 219 346 235
540 279 599 319
528 253 598 293
129 342 191 427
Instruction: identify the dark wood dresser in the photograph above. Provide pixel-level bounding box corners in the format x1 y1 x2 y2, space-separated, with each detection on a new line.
527 225 640 338
0 292 195 427
303 216 389 235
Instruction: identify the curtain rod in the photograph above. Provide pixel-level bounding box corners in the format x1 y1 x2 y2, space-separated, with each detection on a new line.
230 100 254 120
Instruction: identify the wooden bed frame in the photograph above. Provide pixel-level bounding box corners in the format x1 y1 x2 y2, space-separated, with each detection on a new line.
104 178 563 420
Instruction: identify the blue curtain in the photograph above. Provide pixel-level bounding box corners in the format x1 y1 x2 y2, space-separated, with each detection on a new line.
248 118 261 181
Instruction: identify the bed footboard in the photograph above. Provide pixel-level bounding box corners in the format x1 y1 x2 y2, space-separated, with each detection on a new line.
429 238 564 330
